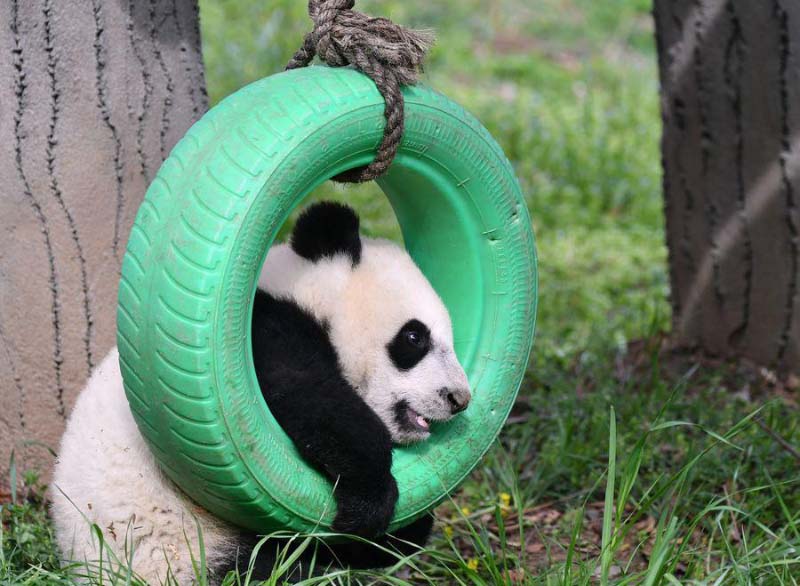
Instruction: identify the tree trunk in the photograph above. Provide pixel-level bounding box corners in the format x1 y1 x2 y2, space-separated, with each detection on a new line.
654 0 800 371
0 0 206 483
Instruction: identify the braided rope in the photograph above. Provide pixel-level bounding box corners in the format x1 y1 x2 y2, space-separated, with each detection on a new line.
286 0 434 183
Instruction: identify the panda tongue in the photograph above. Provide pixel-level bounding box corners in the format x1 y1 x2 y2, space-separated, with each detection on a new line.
406 405 429 431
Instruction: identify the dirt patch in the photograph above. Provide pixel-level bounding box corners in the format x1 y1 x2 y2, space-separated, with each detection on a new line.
439 498 706 580
621 335 799 407
444 502 676 582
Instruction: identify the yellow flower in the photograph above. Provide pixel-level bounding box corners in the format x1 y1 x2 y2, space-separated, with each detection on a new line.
466 558 479 571
461 506 471 516
444 525 454 538
499 492 511 507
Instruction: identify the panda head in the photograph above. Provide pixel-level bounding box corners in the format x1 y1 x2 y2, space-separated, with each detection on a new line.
260 201 471 444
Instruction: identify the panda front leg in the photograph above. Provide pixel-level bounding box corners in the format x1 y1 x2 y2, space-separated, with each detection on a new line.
252 290 400 538
261 368 435 569
264 368 399 539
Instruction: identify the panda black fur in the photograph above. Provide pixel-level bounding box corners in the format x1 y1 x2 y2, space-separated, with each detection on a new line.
51 202 471 584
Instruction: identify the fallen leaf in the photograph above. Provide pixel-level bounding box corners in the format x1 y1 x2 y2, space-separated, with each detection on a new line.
505 568 525 583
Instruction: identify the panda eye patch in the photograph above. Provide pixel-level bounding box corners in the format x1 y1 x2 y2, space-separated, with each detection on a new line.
388 319 431 370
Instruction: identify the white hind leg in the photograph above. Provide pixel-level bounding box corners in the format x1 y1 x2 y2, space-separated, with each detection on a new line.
50 348 240 585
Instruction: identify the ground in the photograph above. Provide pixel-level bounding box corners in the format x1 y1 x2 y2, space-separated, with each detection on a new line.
3 0 799 584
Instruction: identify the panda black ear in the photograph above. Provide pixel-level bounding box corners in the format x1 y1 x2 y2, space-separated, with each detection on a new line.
290 201 362 265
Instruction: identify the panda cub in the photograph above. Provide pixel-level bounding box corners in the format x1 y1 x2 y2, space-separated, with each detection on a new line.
51 202 471 584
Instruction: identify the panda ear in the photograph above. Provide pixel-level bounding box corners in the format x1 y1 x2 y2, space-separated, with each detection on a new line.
290 201 362 265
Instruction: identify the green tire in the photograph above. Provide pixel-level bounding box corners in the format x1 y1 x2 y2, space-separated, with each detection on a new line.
117 66 537 533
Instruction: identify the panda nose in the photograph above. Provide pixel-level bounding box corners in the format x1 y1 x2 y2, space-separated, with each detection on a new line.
441 387 471 414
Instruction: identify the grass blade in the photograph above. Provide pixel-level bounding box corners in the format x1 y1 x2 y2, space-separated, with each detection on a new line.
600 405 617 585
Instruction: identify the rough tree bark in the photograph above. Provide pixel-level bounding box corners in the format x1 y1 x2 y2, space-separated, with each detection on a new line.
0 0 206 483
654 0 800 371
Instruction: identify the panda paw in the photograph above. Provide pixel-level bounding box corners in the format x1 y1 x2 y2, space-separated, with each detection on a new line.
332 476 399 539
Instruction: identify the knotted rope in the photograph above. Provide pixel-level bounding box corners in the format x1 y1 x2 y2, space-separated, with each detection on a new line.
286 0 434 183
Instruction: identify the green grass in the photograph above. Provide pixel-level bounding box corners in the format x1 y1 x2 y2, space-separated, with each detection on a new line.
4 0 800 583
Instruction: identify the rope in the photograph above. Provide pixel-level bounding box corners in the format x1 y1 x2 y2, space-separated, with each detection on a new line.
286 0 434 183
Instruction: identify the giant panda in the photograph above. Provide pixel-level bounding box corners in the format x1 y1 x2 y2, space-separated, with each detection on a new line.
51 201 471 585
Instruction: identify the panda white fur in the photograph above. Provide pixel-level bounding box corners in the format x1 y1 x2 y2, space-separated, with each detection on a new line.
51 202 471 584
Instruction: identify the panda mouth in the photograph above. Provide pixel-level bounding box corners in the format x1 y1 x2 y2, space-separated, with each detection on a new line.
407 406 430 431
394 400 430 434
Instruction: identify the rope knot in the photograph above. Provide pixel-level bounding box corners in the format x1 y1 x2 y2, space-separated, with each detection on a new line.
287 0 435 182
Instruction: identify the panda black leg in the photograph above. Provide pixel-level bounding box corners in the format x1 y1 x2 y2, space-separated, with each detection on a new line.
323 514 435 569
252 290 399 539
218 516 433 583
214 532 320 584
260 369 399 539
212 533 274 584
